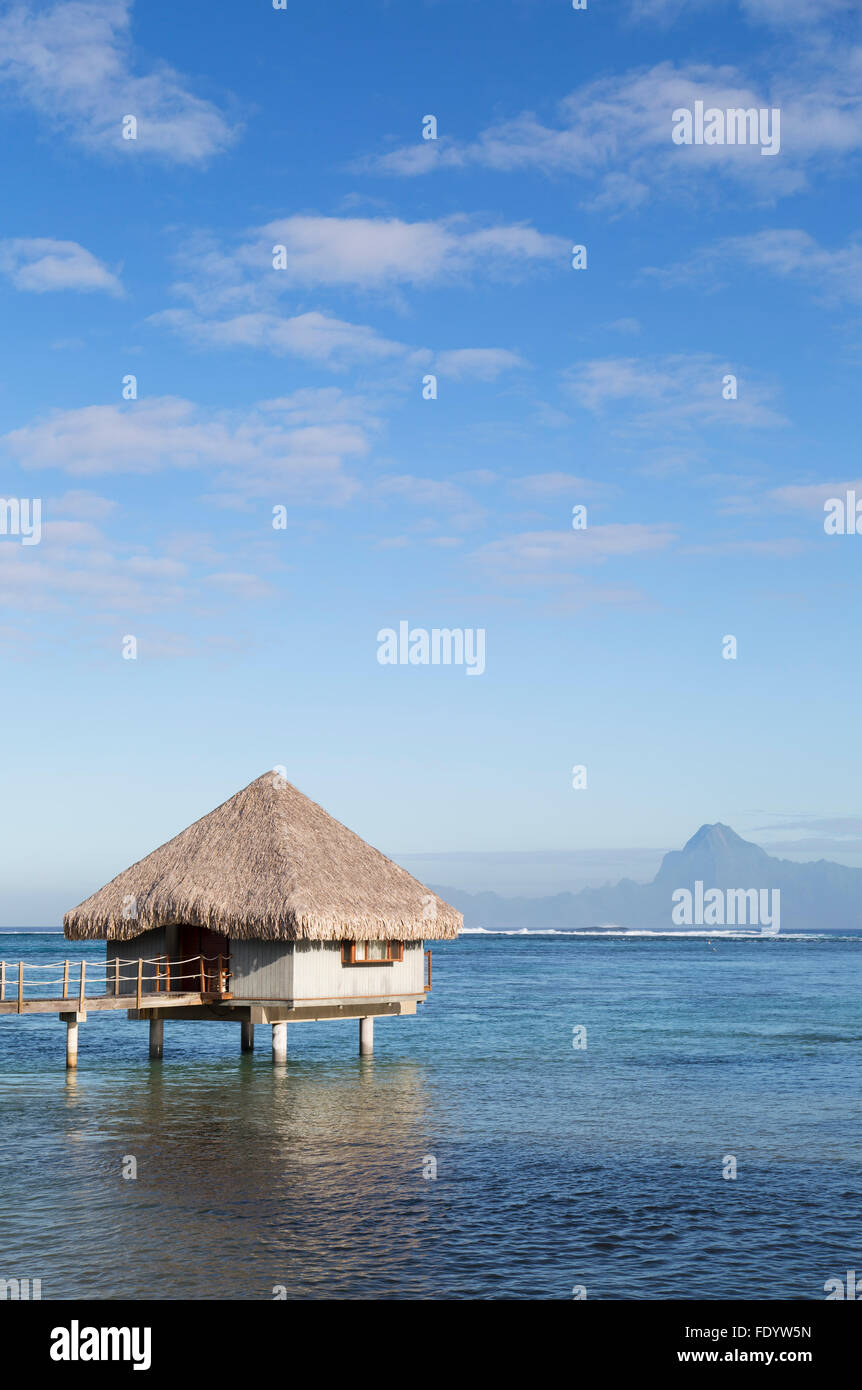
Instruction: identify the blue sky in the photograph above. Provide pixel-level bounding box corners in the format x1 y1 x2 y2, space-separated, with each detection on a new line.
2 0 862 924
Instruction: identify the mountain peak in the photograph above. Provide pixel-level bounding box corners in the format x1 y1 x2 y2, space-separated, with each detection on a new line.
682 823 748 853
654 821 770 885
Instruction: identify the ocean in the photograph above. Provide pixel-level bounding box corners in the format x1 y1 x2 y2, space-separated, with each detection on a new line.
0 928 859 1300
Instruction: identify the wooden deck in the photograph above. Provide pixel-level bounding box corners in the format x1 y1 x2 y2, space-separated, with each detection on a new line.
0 952 231 1019
0 991 220 1017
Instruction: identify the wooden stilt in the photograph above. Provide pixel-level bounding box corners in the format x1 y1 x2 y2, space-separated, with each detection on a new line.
359 1016 373 1055
149 1017 164 1060
241 1021 254 1053
272 1021 287 1063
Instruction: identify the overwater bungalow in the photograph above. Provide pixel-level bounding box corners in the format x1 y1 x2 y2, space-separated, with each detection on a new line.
53 771 462 1064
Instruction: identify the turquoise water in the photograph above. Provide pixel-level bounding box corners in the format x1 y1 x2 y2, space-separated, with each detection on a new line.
0 929 859 1300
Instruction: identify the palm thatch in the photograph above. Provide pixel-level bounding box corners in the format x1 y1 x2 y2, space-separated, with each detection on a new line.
63 772 462 942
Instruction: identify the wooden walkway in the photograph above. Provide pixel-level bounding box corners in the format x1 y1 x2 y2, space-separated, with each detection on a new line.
0 953 235 1068
0 990 219 1016
0 951 230 1055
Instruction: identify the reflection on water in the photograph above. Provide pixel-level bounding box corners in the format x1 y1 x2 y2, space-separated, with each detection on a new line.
46 1057 433 1299
1 933 862 1298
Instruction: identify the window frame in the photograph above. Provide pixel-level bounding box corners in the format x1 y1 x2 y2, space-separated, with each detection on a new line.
341 940 404 966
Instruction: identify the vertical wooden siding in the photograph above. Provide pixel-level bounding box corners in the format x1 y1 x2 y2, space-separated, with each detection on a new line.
229 939 424 1001
291 940 423 1000
105 927 167 996
228 939 295 1000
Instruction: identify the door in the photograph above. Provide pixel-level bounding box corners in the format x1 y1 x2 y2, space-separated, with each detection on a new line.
173 926 229 993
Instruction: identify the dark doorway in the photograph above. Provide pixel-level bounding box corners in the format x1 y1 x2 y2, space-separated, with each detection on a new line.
173 926 229 993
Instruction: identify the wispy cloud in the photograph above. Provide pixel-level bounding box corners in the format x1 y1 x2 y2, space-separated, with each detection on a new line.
508 472 603 499
649 229 862 308
564 354 787 431
472 523 676 573
0 511 186 615
168 215 567 315
0 238 122 294
770 478 862 512
0 505 278 633
1 393 376 503
434 348 527 380
360 54 862 207
0 0 238 164
151 305 527 385
373 474 485 531
150 308 409 368
757 815 862 834
684 537 807 556
630 0 853 26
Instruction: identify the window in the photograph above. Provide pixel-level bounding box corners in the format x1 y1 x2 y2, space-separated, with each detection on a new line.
341 940 404 965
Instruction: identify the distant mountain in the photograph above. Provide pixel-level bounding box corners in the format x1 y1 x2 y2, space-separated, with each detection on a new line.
432 824 862 933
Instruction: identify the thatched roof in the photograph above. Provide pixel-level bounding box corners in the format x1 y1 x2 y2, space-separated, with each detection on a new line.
64 772 462 942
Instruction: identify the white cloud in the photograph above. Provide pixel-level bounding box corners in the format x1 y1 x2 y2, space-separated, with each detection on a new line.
169 216 567 315
0 505 279 624
360 56 862 206
126 554 187 579
684 537 807 556
473 524 676 573
466 523 676 608
375 475 471 509
0 512 186 614
0 238 122 294
770 479 862 512
0 0 237 164
564 355 787 430
581 172 651 216
204 571 274 599
42 518 106 547
743 0 852 18
651 229 862 308
151 219 560 377
508 473 602 499
373 474 485 530
151 306 528 385
150 308 408 368
1 394 375 503
631 0 852 24
434 348 527 380
49 490 119 521
257 387 381 428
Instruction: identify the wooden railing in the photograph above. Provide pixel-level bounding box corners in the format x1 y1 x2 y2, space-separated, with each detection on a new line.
0 953 231 1011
